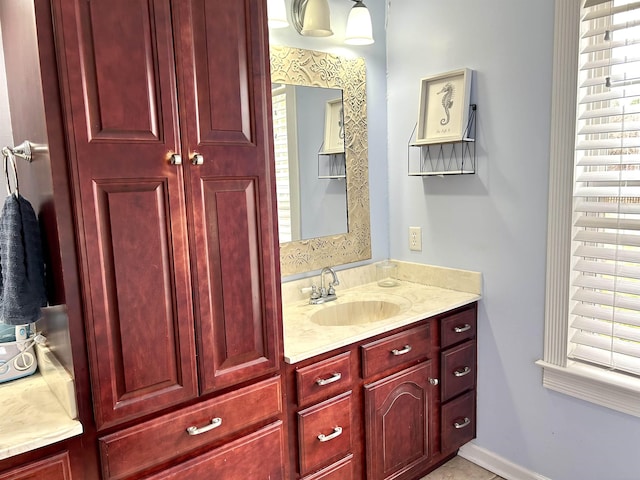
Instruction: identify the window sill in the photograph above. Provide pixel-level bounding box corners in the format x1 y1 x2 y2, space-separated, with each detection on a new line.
536 360 640 417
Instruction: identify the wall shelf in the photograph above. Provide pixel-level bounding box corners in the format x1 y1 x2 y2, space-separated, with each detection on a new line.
408 104 477 176
318 149 346 179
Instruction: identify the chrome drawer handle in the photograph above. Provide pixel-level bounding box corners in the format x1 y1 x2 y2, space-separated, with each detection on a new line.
316 372 342 386
429 377 439 386
391 345 412 356
454 417 471 429
453 366 472 377
186 418 222 436
454 324 472 333
317 426 343 442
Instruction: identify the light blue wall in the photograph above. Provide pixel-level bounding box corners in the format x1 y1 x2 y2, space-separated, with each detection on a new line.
269 0 390 278
386 1 640 479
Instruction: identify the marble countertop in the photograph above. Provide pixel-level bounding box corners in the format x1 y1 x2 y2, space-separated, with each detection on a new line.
283 279 480 364
0 371 82 460
0 342 82 460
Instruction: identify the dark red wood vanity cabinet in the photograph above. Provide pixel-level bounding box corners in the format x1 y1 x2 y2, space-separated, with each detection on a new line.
285 302 478 480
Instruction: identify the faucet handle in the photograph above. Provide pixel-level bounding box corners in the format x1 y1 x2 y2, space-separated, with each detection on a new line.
310 285 321 300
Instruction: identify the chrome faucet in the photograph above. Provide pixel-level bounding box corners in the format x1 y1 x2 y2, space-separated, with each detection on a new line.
310 267 340 304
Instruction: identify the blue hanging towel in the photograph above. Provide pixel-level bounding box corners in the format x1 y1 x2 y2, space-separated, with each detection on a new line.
0 194 46 325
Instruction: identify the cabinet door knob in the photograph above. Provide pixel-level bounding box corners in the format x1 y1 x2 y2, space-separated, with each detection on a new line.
453 366 472 377
454 324 472 333
191 153 204 165
317 426 343 442
429 377 439 386
316 372 342 386
391 345 412 356
454 417 471 429
186 417 222 436
169 153 182 165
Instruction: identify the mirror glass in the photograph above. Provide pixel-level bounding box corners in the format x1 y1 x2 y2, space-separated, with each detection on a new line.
270 45 371 276
271 83 348 243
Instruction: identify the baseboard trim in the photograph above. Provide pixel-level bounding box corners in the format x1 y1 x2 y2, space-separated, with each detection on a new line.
458 443 551 480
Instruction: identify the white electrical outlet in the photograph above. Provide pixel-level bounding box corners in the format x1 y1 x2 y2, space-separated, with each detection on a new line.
409 226 422 251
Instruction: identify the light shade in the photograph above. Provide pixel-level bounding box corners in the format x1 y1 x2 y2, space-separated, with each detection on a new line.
345 1 374 45
267 0 289 28
301 0 333 37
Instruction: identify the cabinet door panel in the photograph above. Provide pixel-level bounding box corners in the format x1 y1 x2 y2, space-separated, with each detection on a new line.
0 452 72 480
186 0 253 144
195 178 277 393
53 0 197 429
364 362 438 480
174 0 281 394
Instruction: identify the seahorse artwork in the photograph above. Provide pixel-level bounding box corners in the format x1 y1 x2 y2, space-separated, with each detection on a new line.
437 82 455 126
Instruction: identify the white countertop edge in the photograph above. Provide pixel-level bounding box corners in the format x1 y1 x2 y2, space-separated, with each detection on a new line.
0 421 83 461
284 294 480 364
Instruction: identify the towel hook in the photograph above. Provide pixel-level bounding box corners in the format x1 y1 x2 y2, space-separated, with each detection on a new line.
1 141 32 163
3 151 19 197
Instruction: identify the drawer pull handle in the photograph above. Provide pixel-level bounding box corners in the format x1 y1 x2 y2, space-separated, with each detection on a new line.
453 366 472 377
454 417 471 429
454 324 472 333
169 153 182 165
186 417 222 436
317 426 343 442
391 345 412 356
316 372 342 386
429 377 439 386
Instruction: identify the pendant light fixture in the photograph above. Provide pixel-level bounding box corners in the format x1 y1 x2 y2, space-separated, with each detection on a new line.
267 0 289 29
345 0 374 45
292 0 333 37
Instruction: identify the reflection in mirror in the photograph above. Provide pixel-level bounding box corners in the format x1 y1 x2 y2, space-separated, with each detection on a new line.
271 83 348 243
270 45 371 276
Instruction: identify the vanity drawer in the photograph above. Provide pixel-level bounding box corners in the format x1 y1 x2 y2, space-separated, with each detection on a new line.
361 323 433 379
99 376 282 480
441 341 476 401
297 352 352 407
298 392 353 476
441 391 476 453
144 421 286 480
441 307 476 349
302 454 354 480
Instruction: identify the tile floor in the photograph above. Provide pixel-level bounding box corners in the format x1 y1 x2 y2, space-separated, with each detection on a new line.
420 456 505 480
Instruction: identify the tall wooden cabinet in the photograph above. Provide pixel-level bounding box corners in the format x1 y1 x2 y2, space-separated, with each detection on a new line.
51 0 281 430
0 0 283 478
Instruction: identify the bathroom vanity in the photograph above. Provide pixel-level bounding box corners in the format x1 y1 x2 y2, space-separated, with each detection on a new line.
281 266 481 479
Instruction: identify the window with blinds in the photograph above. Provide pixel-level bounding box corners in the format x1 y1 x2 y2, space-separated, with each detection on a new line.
571 0 640 376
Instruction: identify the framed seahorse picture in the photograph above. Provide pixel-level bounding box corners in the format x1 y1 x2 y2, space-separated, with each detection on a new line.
415 68 473 144
321 97 346 154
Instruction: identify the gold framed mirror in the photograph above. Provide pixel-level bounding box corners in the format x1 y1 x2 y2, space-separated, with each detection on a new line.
270 45 371 276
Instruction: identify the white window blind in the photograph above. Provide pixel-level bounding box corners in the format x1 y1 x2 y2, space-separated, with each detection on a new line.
272 86 293 243
571 0 640 376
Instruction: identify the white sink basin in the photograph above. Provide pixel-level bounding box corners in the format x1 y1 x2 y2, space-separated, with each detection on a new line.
310 299 406 326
